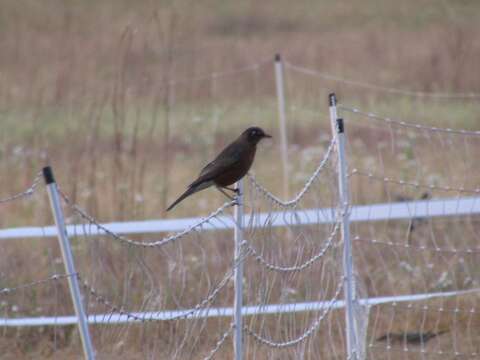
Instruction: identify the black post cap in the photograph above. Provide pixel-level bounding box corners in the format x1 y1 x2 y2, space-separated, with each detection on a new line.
336 119 344 134
329 93 337 106
274 53 281 62
42 166 56 185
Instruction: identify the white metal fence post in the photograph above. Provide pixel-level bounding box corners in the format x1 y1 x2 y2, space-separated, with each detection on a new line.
328 93 338 136
274 53 290 199
43 166 96 360
334 118 358 360
233 179 244 360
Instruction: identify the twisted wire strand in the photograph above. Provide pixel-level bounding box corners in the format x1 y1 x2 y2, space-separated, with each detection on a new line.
244 221 340 272
244 279 344 348
388 301 478 315
60 190 236 247
0 273 75 295
203 323 234 360
161 59 270 89
78 248 249 322
0 171 42 204
285 62 480 99
350 169 480 194
354 236 480 255
247 136 336 207
339 105 480 136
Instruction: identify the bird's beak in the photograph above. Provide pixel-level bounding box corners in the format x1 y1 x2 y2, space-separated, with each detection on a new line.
263 133 272 138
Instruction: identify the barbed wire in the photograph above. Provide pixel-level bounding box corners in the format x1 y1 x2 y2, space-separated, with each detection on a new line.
78 248 249 322
203 323 234 360
0 171 43 205
388 301 479 315
350 169 480 194
247 136 336 208
339 105 480 136
60 190 236 248
3 58 480 358
244 221 340 272
354 236 480 255
80 275 229 322
285 62 480 99
0 273 75 295
244 279 344 348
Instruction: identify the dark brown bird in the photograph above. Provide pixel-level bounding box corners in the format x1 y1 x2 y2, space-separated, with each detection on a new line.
167 127 271 211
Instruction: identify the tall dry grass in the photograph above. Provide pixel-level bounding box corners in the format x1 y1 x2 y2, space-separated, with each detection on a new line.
1 0 480 358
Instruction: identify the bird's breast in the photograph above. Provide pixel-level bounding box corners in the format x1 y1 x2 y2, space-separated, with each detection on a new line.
214 146 256 187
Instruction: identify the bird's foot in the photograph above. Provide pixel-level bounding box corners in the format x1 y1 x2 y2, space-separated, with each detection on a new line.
233 197 242 207
224 186 240 194
233 190 244 206
216 187 236 201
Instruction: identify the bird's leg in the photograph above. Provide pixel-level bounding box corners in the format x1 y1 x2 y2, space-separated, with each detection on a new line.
216 186 235 201
223 186 240 194
223 186 242 207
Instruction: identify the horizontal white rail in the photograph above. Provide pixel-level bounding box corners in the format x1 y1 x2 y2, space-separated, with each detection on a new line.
1 288 477 327
1 196 479 241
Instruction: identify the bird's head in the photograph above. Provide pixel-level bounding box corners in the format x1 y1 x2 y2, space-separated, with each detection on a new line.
242 127 272 145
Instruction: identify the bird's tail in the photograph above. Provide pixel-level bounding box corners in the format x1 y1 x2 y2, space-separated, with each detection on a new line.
167 180 213 211
166 186 199 211
167 187 196 212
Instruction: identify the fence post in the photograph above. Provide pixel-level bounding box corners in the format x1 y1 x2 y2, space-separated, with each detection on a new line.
43 166 96 360
333 118 358 360
233 179 244 360
274 53 290 199
328 93 338 137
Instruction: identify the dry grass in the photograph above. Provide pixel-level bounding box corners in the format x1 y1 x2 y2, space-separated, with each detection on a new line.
1 0 480 358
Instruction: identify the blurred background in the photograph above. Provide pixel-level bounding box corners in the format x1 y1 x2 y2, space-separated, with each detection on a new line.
1 0 480 358
1 0 479 221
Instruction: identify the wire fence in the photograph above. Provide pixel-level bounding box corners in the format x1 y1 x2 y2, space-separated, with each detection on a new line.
285 62 480 99
1 56 479 359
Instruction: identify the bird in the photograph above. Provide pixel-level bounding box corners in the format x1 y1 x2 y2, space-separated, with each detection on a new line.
166 126 271 211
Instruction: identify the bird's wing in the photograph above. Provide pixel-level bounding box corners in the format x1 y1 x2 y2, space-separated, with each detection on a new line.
189 141 244 188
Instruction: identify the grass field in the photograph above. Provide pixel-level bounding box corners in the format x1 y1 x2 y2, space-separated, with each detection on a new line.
1 0 480 358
